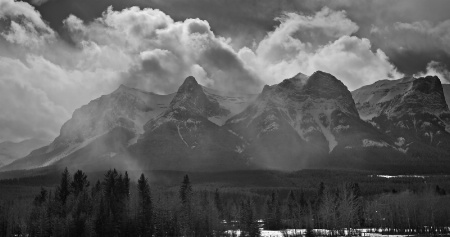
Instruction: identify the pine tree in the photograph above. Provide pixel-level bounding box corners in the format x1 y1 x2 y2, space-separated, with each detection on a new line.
137 174 153 237
101 169 129 236
240 199 260 237
179 175 193 236
265 191 282 230
214 189 224 220
72 170 90 197
179 175 192 205
57 168 71 205
33 187 48 206
286 190 298 229
123 171 130 199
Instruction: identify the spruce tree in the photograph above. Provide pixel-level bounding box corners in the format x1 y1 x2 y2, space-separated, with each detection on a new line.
72 170 90 197
137 174 153 237
179 175 192 205
123 171 130 199
179 175 193 235
57 168 71 205
265 191 282 230
240 199 260 237
214 189 223 220
286 190 298 228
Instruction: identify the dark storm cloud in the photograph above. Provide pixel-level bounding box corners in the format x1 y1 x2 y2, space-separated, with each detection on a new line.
28 0 450 76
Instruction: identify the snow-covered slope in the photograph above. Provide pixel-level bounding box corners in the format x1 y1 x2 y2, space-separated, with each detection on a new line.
2 85 175 171
131 77 251 170
203 87 257 125
131 76 251 171
353 76 449 120
226 71 401 170
1 79 256 172
352 76 450 160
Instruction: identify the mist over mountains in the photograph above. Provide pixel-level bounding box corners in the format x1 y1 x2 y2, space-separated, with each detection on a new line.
0 139 50 167
2 71 450 174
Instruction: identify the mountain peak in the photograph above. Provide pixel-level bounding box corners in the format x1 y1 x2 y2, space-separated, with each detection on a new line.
171 76 203 106
179 76 199 89
164 76 229 119
412 75 443 94
115 84 132 92
261 84 272 94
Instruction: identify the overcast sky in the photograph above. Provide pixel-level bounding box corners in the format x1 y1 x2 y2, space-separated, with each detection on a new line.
1 0 450 143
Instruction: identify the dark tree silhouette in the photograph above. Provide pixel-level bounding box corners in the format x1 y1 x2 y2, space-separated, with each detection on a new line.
71 170 90 196
57 167 71 205
137 173 153 237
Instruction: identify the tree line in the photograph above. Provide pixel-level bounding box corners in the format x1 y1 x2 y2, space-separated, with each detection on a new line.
1 169 450 237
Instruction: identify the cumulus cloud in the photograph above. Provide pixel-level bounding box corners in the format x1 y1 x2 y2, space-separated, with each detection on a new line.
415 61 450 84
0 0 55 47
0 2 262 142
0 2 404 142
238 7 402 90
63 7 262 94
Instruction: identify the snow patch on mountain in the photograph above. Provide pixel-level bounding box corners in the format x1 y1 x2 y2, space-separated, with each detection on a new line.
362 139 389 148
203 87 257 125
42 132 107 167
353 76 450 120
227 71 362 153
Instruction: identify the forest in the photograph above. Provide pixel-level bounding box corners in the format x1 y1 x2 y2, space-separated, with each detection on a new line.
0 169 450 237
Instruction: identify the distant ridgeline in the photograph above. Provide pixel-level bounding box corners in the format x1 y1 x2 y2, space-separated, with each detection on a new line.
2 71 450 173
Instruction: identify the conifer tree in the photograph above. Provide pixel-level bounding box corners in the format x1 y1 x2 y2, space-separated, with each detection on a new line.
123 171 130 199
286 190 298 229
72 170 90 197
57 168 71 205
179 175 193 236
240 199 260 237
265 191 282 230
214 189 224 220
137 174 153 237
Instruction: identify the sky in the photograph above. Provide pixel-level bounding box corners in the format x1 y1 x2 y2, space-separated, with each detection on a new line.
1 0 450 143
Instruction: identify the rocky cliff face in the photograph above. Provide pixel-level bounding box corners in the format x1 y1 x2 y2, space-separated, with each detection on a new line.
226 71 403 170
131 77 251 171
352 76 450 161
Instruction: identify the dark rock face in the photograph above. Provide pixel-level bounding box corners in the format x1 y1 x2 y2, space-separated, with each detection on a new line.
131 77 249 171
168 76 229 119
225 71 404 171
352 76 450 163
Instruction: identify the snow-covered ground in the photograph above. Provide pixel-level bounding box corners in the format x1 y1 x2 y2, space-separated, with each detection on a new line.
226 228 421 237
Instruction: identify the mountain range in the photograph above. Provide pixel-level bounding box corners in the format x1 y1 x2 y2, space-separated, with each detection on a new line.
0 139 50 167
2 71 450 173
